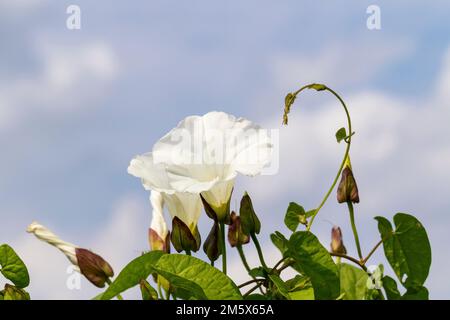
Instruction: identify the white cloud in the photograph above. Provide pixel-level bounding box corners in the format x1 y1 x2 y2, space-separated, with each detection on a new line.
0 41 118 131
271 39 413 91
0 0 47 17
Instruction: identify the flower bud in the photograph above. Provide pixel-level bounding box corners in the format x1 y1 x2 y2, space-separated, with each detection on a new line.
140 279 158 300
75 248 114 288
149 228 170 253
1 284 30 300
228 211 250 247
337 165 359 204
171 216 201 253
203 222 221 262
149 191 170 252
330 226 347 255
27 222 114 288
239 192 261 235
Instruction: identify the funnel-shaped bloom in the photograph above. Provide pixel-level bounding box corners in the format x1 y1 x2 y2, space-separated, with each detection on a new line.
128 111 273 224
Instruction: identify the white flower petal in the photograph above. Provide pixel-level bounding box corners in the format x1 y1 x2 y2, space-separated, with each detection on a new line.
162 192 202 232
149 191 168 239
27 221 79 266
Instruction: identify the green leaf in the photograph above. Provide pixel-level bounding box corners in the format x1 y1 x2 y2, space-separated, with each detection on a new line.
153 254 242 300
285 275 314 300
284 202 306 232
335 127 347 143
268 274 291 300
305 209 316 218
382 275 401 300
375 213 431 288
287 231 340 300
140 279 158 300
1 284 30 300
101 251 165 300
402 286 429 300
338 263 368 300
270 231 289 256
249 267 266 278
0 244 30 288
289 287 315 300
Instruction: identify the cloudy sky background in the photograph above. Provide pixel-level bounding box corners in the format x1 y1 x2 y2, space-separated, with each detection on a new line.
1 0 449 299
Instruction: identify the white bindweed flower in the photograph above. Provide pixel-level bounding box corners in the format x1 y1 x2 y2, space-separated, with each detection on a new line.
128 111 273 222
27 221 114 288
128 154 202 234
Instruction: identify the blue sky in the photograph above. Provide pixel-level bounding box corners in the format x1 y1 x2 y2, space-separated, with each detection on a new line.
0 1 449 299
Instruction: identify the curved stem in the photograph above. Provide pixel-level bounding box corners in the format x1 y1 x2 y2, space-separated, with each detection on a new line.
307 87 352 231
283 84 352 232
347 202 363 260
362 239 384 264
238 278 264 289
243 282 264 297
237 245 252 274
250 233 268 269
219 221 227 275
330 252 367 272
272 257 288 272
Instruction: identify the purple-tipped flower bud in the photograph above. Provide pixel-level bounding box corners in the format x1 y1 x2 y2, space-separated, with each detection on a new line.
75 248 114 288
149 228 170 253
203 222 221 262
228 211 250 247
171 216 201 253
337 162 360 204
330 226 347 255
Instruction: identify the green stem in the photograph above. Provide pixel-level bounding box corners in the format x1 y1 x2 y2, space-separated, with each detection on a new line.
219 221 227 275
238 278 264 289
185 250 191 256
362 239 384 264
157 283 163 300
283 84 352 232
243 282 264 297
272 257 287 272
250 233 268 269
330 252 367 272
106 278 123 300
347 201 363 260
237 245 252 274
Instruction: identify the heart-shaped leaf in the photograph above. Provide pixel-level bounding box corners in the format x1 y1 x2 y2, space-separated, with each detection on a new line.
284 202 306 232
287 231 340 300
0 244 30 288
375 213 431 289
153 254 242 300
